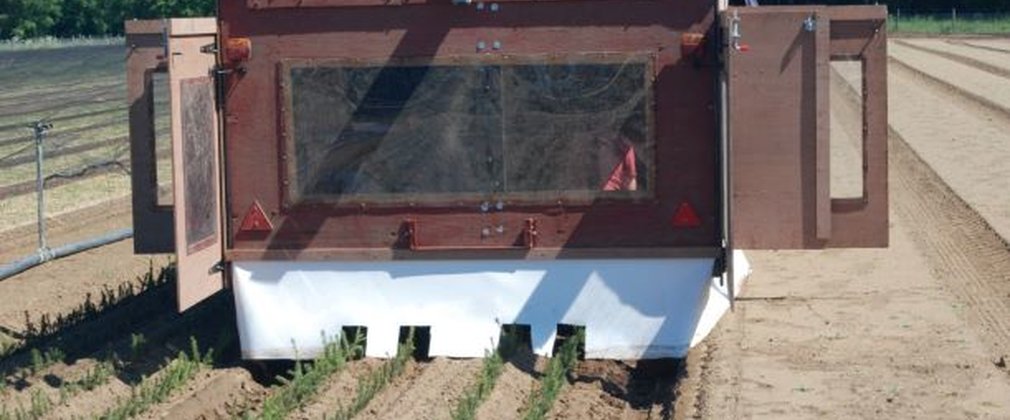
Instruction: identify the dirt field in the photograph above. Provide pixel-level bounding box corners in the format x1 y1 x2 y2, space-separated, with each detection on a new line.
2 36 1010 419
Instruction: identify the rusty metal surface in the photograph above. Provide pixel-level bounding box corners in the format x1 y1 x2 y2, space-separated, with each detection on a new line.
219 0 721 256
127 22 174 254
728 6 888 249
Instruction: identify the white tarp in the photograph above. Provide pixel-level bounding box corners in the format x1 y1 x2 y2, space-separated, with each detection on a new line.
232 252 749 360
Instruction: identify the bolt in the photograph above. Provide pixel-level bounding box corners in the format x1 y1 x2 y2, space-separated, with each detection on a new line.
480 201 490 212
492 40 502 50
481 227 492 237
496 200 504 211
490 2 499 12
477 41 486 52
476 1 484 10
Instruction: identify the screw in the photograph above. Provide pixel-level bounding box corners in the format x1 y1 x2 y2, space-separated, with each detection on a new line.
481 227 492 237
480 201 490 212
490 2 499 12
496 200 504 211
477 41 486 52
492 40 502 50
476 1 484 10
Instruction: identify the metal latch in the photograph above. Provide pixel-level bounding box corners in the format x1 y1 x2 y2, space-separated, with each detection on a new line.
803 15 817 32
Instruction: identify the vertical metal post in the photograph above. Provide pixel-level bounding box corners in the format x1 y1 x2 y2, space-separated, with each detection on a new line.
31 121 53 260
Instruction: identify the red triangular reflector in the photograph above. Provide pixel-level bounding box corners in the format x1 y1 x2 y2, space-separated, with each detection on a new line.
239 201 274 233
671 202 701 228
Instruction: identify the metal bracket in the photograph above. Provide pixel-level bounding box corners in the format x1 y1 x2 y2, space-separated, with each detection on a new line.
803 15 818 32
200 42 218 54
730 10 744 52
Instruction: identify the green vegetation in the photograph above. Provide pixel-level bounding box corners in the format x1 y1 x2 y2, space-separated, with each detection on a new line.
889 14 1010 34
0 0 214 40
522 330 584 420
0 389 51 420
328 331 417 420
451 332 524 420
252 333 363 420
99 337 213 420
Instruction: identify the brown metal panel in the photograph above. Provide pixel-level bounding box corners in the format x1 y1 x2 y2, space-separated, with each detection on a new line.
728 6 887 249
127 21 174 254
167 22 225 311
729 7 825 249
824 6 888 248
219 0 722 258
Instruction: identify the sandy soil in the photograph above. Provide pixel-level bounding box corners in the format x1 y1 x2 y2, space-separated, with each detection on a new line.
674 40 1010 419
898 39 1010 77
890 41 1010 112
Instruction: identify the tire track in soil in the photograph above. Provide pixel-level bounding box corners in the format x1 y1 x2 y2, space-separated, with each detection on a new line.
356 358 482 420
828 53 1010 372
890 132 1010 369
893 39 1010 81
293 358 383 419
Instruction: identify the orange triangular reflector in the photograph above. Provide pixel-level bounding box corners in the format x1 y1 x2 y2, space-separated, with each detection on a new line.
671 202 701 228
239 201 274 233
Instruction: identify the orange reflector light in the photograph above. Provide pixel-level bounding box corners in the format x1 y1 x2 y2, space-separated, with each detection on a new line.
239 201 273 233
671 202 701 228
225 37 253 63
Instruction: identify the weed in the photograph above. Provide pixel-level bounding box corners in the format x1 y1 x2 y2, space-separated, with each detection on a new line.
99 337 213 420
328 329 417 420
253 332 364 420
522 329 584 420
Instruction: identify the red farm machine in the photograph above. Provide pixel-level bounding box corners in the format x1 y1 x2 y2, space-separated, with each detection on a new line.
125 1 888 360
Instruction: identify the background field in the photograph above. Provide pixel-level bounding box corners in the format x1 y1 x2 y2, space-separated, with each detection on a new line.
1 34 1010 419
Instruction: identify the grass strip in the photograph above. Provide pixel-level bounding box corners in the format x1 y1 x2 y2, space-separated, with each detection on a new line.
327 329 417 420
521 330 584 420
251 333 364 420
98 337 213 420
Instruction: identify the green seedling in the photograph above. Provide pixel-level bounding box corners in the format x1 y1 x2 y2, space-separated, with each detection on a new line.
522 329 584 420
99 337 212 420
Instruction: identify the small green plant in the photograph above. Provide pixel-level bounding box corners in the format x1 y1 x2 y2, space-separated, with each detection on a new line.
0 388 52 420
328 329 417 420
27 347 64 375
451 331 523 420
253 332 364 420
99 337 213 420
521 329 584 420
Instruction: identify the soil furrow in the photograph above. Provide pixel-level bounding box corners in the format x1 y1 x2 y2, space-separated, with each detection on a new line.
292 358 383 419
356 358 482 420
894 39 1010 81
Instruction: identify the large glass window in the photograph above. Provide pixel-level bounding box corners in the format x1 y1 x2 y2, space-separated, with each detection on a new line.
284 55 653 204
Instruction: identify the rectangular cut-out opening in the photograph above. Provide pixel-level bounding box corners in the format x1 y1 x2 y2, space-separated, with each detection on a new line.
828 59 865 200
398 326 431 360
341 326 367 359
153 71 173 207
552 324 586 360
283 55 654 206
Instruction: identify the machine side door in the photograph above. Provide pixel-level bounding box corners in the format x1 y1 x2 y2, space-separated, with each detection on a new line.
726 6 888 249
167 19 225 311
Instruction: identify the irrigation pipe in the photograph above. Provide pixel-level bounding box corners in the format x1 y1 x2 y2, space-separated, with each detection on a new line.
0 228 133 281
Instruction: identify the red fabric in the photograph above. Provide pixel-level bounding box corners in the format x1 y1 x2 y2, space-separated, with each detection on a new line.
602 144 638 191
